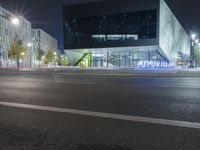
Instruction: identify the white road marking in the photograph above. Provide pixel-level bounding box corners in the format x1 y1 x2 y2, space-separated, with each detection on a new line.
58 81 94 85
1 102 200 129
157 85 200 89
0 78 94 85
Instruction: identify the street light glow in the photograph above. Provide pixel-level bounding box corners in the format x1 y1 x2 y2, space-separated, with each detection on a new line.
11 17 20 26
27 43 32 47
21 52 25 56
195 39 199 44
191 34 196 41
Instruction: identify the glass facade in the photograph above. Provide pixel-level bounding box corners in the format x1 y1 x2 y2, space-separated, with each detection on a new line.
64 9 157 47
64 0 190 68
78 47 165 68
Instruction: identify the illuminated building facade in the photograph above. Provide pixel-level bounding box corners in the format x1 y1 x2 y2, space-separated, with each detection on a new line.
0 6 32 67
32 29 58 66
63 0 190 68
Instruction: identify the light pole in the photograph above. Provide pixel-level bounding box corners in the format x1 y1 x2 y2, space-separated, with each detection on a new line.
21 52 25 68
54 52 57 67
11 17 20 70
27 42 33 68
0 47 2 67
191 34 196 68
190 33 200 68
41 55 45 66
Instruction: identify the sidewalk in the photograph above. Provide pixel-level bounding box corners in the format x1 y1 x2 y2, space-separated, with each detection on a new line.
0 67 200 77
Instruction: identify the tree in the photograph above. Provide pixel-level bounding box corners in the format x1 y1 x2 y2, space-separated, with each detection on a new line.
20 46 27 59
55 54 62 66
8 41 27 67
61 55 69 66
36 48 45 67
8 41 28 59
8 41 17 60
44 49 55 66
195 47 200 67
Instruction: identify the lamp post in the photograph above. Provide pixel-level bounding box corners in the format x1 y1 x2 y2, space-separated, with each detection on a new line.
54 52 57 67
27 42 33 68
21 52 25 68
190 33 200 68
191 34 196 68
0 46 2 67
41 55 45 64
11 17 20 70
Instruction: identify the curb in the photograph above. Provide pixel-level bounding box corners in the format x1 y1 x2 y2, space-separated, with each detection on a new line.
0 70 200 78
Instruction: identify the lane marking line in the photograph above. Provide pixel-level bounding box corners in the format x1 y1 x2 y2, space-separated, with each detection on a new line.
0 78 94 85
0 102 200 129
1 78 200 89
157 85 200 89
1 76 200 88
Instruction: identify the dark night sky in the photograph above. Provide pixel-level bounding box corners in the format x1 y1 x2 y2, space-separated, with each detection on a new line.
0 0 200 52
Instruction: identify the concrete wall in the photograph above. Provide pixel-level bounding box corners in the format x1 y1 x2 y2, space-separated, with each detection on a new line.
159 0 190 63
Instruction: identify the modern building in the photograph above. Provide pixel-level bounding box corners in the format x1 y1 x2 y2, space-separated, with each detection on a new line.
63 0 190 68
32 29 58 65
0 6 32 67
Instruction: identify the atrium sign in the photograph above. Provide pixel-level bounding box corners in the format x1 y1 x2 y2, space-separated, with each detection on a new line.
137 61 175 68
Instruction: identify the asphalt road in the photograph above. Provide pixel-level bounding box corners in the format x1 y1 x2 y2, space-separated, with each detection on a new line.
0 72 200 149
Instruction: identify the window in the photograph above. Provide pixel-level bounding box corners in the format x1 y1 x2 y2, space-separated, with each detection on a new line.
64 9 157 46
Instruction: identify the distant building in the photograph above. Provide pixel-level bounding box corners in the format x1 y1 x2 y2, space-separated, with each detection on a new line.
32 29 58 65
0 6 32 67
63 0 190 68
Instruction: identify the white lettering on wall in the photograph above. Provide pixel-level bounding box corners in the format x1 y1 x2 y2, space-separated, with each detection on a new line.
137 61 175 68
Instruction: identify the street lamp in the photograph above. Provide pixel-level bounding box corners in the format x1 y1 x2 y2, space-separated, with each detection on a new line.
27 43 32 47
191 34 196 41
195 39 199 45
11 17 20 26
190 32 200 68
27 42 33 68
53 52 57 67
11 17 20 70
21 52 25 56
21 52 25 68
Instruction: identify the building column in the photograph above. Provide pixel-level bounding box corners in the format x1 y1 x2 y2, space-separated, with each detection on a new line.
107 52 109 67
148 51 151 61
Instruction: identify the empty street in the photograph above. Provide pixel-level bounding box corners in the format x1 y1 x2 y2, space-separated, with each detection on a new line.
0 72 200 149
